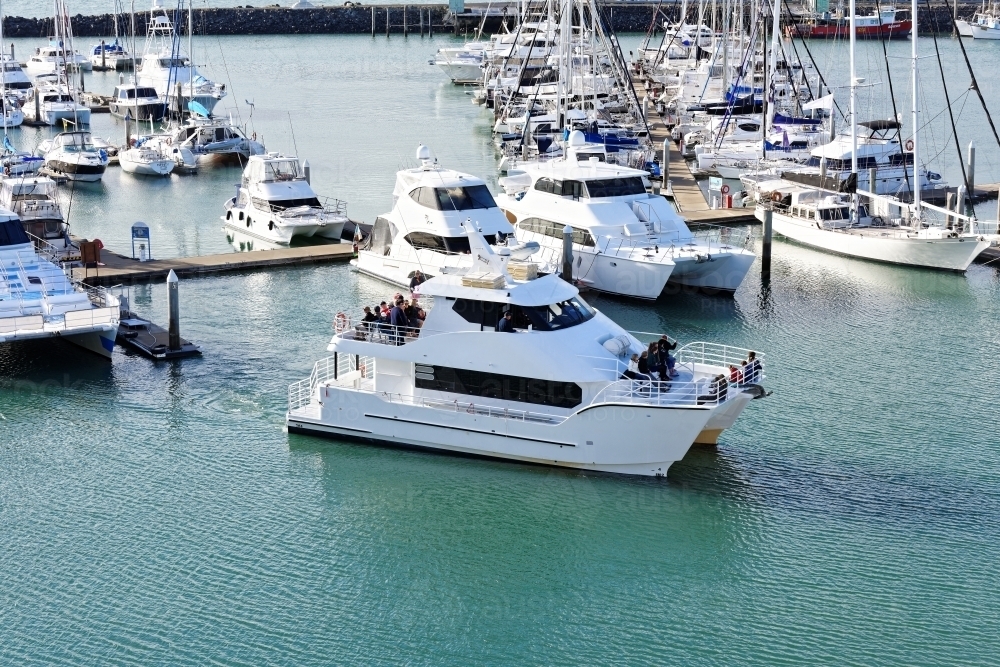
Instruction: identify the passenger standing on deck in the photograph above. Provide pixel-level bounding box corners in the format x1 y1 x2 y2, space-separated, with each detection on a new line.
745 351 762 384
389 297 409 345
409 270 426 291
659 335 679 378
497 310 516 332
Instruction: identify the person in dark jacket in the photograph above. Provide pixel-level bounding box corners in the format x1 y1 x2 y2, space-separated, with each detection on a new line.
659 335 678 378
745 351 762 384
497 310 516 332
389 298 409 344
409 270 426 291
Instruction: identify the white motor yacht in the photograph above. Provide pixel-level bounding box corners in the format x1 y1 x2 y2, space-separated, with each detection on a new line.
109 82 165 121
496 132 756 297
430 42 486 84
1 55 33 99
90 39 131 70
0 176 66 241
136 3 226 115
288 227 768 477
223 152 347 244
0 215 119 359
353 145 534 288
24 45 91 76
23 84 91 126
38 131 109 183
141 135 198 173
119 141 174 177
168 115 264 158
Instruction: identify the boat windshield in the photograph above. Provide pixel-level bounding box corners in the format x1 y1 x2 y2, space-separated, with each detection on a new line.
158 57 191 68
264 160 301 182
516 296 596 331
55 134 95 152
409 185 497 211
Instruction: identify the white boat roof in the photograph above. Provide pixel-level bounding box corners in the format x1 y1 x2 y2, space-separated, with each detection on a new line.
418 271 578 306
393 162 488 196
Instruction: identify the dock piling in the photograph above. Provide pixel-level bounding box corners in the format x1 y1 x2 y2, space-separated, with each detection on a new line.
420 8 424 36
761 209 773 281
371 6 375 36
662 139 670 194
946 192 955 229
167 270 180 352
303 160 310 185
966 140 976 214
429 9 433 36
386 7 390 36
562 225 574 283
101 39 105 69
956 185 967 231
867 167 876 197
404 5 408 36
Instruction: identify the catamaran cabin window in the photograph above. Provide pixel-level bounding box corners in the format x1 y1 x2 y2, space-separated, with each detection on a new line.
408 185 497 211
415 365 583 409
533 178 586 198
404 232 494 253
517 217 595 247
252 196 320 211
584 177 645 198
516 297 596 331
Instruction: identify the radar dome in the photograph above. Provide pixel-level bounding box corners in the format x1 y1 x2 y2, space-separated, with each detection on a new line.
567 130 586 147
416 145 432 161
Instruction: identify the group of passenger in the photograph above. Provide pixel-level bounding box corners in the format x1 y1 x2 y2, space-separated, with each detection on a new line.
624 335 680 386
726 351 762 387
360 292 426 344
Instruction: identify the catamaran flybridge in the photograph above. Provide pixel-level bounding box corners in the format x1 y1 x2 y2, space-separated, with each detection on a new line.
354 145 537 288
288 226 767 477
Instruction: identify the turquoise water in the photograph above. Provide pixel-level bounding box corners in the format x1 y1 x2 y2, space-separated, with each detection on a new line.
3 33 1000 665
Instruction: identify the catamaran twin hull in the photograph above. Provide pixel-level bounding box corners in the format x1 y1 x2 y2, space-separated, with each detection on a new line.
288 386 754 477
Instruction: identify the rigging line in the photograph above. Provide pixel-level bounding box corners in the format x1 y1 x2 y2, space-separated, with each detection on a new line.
924 0 972 215
874 0 908 192
945 5 1000 151
780 0 847 122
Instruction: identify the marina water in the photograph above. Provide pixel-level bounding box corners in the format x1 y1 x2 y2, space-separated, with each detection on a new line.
2 32 1000 664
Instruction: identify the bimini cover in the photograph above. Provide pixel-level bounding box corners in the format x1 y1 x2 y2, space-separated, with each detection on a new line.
0 219 30 247
187 100 211 118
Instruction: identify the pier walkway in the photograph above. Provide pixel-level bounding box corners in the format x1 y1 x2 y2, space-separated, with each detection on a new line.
73 243 355 287
634 81 757 225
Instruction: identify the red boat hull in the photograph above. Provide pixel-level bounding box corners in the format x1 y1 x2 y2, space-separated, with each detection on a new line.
784 20 912 39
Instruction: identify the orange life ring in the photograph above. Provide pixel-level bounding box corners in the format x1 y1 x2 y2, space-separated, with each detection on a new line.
333 312 349 333
771 191 782 202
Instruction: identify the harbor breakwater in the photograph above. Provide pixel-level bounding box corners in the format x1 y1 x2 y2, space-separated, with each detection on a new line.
1 2 983 38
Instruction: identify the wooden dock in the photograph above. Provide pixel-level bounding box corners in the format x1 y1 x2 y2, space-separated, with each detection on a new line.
73 242 356 286
635 81 757 225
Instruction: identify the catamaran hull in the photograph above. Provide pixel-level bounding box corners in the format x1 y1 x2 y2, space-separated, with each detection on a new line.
223 217 346 245
669 251 756 293
763 209 991 271
120 157 174 176
64 328 117 359
437 62 483 84
37 108 92 127
287 388 720 477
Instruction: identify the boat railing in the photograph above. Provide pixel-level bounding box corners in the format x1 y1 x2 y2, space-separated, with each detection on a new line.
675 340 766 379
587 377 731 408
288 352 377 412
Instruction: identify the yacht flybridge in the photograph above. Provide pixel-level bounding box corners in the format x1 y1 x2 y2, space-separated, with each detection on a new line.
0 215 119 359
288 227 767 477
223 153 347 244
497 132 756 297
354 145 537 288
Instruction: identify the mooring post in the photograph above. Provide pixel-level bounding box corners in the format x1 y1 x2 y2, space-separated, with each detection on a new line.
662 138 670 194
175 80 183 117
101 39 106 69
125 111 132 147
371 6 375 36
762 209 773 281
562 225 574 283
429 9 433 36
34 85 40 121
167 270 181 351
868 167 876 196
956 185 967 231
404 5 408 36
966 140 976 215
642 96 648 122
420 8 424 36
945 191 955 229
819 156 827 187
303 160 310 185
79 67 85 93
386 7 390 36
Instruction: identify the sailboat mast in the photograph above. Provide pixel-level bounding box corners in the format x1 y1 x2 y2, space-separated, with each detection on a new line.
910 0 920 212
849 0 858 211
188 0 194 108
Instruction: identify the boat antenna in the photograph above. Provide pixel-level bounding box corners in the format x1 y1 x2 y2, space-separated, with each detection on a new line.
286 111 299 156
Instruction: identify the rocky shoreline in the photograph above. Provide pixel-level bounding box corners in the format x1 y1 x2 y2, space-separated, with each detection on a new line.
1 2 980 38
